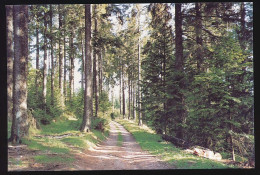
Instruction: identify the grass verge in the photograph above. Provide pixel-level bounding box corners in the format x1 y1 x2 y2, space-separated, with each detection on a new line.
8 114 109 170
117 132 123 147
116 119 237 169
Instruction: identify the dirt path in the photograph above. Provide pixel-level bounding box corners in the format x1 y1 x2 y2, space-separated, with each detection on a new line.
68 121 174 170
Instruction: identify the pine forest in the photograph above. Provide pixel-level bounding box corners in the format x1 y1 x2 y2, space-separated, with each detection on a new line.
7 3 254 171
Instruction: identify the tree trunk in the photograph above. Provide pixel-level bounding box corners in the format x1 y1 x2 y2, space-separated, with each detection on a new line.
81 33 85 90
58 4 64 107
119 70 122 115
128 76 131 120
50 5 54 105
42 8 48 110
175 3 185 139
81 4 92 132
195 2 203 73
64 35 67 104
138 33 142 126
122 64 126 119
93 4 99 117
112 85 114 113
7 5 13 122
137 7 142 126
69 30 74 101
10 5 29 143
98 49 102 94
35 6 40 97
133 81 136 120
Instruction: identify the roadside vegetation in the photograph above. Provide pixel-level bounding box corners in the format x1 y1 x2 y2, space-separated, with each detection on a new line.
116 119 237 169
8 111 110 170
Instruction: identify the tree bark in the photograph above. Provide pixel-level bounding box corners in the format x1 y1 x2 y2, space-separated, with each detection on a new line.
122 64 126 119
42 8 48 110
128 77 131 119
137 6 142 126
35 6 40 96
10 5 29 143
195 2 203 73
64 35 67 104
119 70 122 115
133 81 136 120
138 32 142 126
175 3 185 139
58 4 64 107
93 4 99 117
81 4 92 132
81 32 85 90
7 5 13 122
98 49 102 94
69 30 74 101
50 4 54 105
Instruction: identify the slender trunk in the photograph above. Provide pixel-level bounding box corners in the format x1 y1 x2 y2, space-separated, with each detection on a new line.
50 5 54 105
35 8 40 96
137 7 142 126
138 35 142 126
119 70 122 115
10 5 29 143
69 30 74 101
98 50 102 94
43 9 47 110
112 85 114 113
64 35 67 104
128 77 131 120
133 81 136 120
122 65 126 119
99 48 105 94
81 33 84 90
175 3 185 139
195 2 203 73
81 4 92 132
58 4 64 107
7 5 13 122
93 4 99 117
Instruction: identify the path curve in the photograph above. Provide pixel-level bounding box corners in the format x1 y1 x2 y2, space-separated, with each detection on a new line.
71 121 174 170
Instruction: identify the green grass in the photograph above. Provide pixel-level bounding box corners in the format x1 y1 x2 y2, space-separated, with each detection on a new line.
40 119 81 135
15 114 109 168
34 154 74 164
8 110 111 169
116 119 237 169
117 132 123 147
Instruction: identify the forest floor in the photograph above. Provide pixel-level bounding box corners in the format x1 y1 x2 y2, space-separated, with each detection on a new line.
8 117 251 171
8 120 173 171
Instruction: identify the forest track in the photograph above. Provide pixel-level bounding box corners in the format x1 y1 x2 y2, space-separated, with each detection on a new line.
68 121 175 170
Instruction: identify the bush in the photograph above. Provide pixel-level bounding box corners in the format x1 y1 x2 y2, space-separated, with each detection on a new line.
91 118 108 132
32 109 52 125
110 113 115 120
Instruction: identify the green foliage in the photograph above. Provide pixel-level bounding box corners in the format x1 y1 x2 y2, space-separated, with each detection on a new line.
99 92 112 116
68 88 84 119
91 117 108 132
